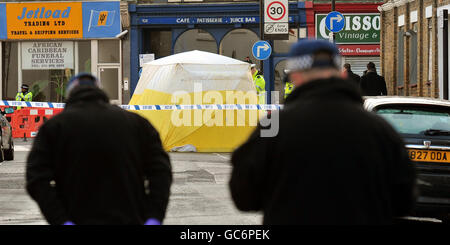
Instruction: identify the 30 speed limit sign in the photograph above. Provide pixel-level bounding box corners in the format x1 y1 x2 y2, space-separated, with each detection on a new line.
264 0 288 23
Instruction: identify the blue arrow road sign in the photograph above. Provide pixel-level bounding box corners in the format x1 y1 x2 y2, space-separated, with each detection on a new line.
252 41 272 60
325 11 345 33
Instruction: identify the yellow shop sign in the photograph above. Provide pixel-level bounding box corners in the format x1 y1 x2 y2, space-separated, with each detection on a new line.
6 2 83 39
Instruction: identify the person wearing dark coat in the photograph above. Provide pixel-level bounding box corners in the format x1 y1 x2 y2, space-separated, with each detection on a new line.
343 63 361 86
229 40 416 225
360 62 388 96
26 73 172 225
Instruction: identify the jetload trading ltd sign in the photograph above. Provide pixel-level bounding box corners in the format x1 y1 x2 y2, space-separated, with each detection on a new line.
0 1 121 40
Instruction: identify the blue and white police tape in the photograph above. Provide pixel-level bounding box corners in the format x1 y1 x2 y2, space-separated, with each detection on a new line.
0 100 284 110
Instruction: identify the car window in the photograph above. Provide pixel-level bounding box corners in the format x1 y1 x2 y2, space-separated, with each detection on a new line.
375 105 450 135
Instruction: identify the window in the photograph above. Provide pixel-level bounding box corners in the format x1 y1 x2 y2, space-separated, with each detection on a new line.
1 42 18 100
428 20 433 82
78 41 91 73
219 29 259 65
142 29 172 59
397 28 404 87
174 29 217 54
98 40 120 63
375 105 450 135
409 24 418 85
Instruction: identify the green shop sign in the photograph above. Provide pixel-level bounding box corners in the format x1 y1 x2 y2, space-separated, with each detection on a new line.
315 13 380 44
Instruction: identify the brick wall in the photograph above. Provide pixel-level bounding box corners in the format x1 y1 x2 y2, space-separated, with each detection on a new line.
380 0 441 98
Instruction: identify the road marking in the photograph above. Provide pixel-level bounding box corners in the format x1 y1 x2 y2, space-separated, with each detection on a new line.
214 153 230 161
15 145 31 152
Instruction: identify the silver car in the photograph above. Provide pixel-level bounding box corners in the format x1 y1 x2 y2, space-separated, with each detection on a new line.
364 96 450 222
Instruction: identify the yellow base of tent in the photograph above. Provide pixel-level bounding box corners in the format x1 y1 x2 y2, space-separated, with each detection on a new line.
130 89 262 152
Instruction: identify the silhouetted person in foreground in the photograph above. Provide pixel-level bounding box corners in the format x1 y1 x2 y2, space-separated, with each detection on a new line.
229 40 416 225
26 73 172 225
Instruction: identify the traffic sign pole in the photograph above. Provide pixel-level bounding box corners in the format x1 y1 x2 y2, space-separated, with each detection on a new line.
332 0 335 42
259 0 264 72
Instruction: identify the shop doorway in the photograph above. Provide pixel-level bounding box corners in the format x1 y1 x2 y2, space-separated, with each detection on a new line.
97 65 121 104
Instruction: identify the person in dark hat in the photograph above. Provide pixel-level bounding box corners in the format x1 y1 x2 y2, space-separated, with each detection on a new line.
229 39 416 225
15 84 33 110
26 72 172 225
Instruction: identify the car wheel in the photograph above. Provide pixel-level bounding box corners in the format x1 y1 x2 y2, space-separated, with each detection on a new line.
4 137 14 161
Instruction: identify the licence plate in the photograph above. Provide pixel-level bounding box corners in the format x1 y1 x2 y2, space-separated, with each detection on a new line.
407 149 450 163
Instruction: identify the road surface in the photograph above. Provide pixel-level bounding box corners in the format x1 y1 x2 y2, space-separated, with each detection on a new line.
0 140 262 225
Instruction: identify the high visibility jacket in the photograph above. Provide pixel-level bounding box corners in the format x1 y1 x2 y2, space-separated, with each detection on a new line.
284 82 295 99
253 72 266 104
16 91 33 110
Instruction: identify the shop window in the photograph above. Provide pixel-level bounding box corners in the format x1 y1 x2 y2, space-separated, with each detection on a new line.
219 29 259 65
142 29 172 59
427 20 433 82
274 59 288 104
397 28 404 87
274 29 298 54
98 40 120 63
174 29 217 54
20 41 75 102
1 42 18 100
78 41 91 73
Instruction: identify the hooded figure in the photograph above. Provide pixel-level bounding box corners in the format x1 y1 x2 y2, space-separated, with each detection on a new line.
229 39 416 225
26 73 172 225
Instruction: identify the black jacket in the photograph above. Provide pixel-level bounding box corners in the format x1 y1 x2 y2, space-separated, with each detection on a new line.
26 87 172 225
230 78 416 225
346 70 361 86
360 71 388 96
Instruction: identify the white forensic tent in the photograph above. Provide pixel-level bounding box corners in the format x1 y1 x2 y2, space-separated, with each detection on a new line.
129 50 262 152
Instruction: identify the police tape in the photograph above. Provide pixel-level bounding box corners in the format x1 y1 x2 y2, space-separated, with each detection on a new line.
0 100 284 110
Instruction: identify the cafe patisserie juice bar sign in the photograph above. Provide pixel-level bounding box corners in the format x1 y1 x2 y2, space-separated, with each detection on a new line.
0 1 121 40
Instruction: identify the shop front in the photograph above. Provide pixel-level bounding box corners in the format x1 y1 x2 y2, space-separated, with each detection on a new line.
0 1 124 104
129 2 308 104
307 2 382 76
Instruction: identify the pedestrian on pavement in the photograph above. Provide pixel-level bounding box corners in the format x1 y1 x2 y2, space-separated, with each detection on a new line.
229 39 416 225
251 64 266 104
244 56 253 64
26 73 172 225
16 84 33 110
360 62 388 96
343 63 361 86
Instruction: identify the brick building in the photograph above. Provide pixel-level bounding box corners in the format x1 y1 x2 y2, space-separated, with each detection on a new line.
379 0 450 99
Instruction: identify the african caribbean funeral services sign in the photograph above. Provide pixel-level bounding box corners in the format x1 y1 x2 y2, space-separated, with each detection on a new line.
0 1 121 40
22 41 74 70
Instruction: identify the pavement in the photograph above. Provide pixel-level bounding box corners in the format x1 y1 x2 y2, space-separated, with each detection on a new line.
0 140 262 225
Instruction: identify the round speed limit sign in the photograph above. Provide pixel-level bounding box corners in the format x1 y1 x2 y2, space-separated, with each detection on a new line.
266 1 287 21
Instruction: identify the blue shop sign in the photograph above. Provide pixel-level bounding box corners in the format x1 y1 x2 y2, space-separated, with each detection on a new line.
139 16 295 25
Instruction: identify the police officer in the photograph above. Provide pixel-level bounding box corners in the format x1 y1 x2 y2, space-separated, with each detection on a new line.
251 64 266 104
16 84 33 102
16 84 33 110
283 69 295 100
229 39 416 225
26 73 172 225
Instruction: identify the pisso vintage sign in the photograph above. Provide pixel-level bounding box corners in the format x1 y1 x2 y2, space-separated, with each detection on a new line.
315 13 380 44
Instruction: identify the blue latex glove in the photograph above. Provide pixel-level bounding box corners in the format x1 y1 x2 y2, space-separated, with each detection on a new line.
63 221 75 225
144 218 161 225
